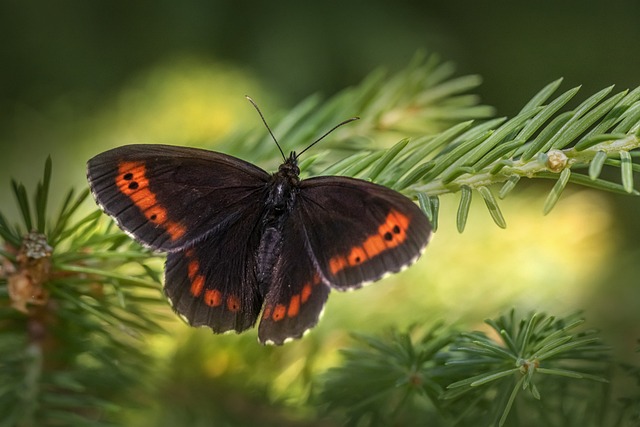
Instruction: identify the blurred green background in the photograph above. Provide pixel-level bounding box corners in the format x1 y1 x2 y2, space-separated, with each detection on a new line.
2 1 640 425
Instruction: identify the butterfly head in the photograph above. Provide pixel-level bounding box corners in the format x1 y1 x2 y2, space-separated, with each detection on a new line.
277 152 300 182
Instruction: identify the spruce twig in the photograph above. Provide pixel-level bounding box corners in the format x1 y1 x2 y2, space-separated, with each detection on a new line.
249 65 640 229
318 311 618 427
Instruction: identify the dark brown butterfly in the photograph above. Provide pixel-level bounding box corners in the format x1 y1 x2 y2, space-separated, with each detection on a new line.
86 102 432 344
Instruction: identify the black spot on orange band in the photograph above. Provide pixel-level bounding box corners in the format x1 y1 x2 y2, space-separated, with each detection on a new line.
227 295 241 312
205 289 222 307
272 304 286 321
116 161 186 241
329 209 410 275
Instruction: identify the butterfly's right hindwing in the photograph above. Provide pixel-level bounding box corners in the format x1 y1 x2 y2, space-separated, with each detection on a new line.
164 213 265 334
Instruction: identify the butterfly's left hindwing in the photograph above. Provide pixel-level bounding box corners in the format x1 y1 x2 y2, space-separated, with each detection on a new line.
257 215 330 345
87 144 269 251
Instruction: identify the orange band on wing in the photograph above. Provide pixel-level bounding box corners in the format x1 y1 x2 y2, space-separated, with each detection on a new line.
263 273 322 321
272 304 286 321
116 161 186 241
301 283 312 303
287 295 301 317
186 252 205 297
190 275 205 298
204 289 222 307
183 250 242 312
329 209 411 275
227 295 241 312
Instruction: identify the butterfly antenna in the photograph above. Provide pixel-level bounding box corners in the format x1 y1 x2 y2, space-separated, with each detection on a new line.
295 116 360 159
246 96 287 162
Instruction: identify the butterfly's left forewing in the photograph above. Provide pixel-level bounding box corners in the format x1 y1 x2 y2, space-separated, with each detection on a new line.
297 176 432 290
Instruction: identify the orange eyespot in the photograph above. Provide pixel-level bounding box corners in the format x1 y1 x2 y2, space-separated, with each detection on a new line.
328 210 411 274
116 161 186 241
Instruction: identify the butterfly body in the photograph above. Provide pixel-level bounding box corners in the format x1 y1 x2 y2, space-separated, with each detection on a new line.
255 155 300 297
87 144 432 344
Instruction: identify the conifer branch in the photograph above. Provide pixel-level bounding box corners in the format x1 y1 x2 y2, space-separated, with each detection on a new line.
317 311 628 427
219 55 640 231
0 160 165 426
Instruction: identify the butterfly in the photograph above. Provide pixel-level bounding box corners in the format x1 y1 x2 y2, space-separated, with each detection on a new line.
86 100 432 344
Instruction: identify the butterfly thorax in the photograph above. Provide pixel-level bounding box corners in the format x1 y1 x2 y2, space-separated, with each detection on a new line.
267 154 300 213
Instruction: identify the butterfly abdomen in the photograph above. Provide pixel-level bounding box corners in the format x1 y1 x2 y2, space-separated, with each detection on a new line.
256 225 285 296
